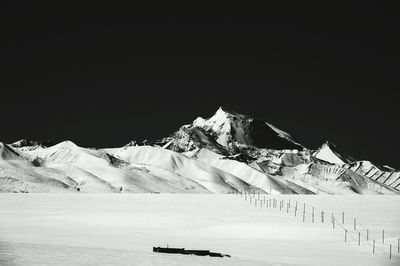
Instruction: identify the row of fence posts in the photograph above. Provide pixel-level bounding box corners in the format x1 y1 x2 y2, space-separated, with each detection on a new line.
232 188 399 260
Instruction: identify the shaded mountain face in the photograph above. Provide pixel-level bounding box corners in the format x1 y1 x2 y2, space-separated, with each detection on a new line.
1 108 399 194
0 142 23 161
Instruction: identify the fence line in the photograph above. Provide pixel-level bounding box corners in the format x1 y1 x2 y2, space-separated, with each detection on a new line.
232 189 400 260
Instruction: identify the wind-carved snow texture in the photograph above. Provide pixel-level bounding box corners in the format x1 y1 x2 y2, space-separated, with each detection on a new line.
1 107 399 194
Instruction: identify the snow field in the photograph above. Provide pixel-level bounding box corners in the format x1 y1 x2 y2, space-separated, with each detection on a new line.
0 194 399 265
235 192 400 260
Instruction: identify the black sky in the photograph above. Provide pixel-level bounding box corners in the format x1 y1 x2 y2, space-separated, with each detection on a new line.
2 3 400 167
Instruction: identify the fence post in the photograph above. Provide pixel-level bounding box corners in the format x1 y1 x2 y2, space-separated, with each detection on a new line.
287 202 289 213
345 229 347 242
367 229 369 241
354 218 356 230
373 240 375 254
382 229 385 243
342 212 344 224
390 244 392 259
312 207 314 223
333 216 335 229
358 232 360 245
398 238 399 253
321 211 324 223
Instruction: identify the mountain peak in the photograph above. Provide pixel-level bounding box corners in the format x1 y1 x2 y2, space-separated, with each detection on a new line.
215 106 241 116
51 140 79 149
314 141 355 165
191 108 303 150
322 141 337 149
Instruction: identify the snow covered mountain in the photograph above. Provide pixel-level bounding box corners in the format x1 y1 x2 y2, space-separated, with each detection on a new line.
154 107 303 156
1 108 399 194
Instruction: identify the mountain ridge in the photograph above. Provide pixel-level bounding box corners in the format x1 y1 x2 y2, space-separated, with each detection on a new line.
2 108 399 194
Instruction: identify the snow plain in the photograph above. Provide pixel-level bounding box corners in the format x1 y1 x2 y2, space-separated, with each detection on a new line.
0 194 399 266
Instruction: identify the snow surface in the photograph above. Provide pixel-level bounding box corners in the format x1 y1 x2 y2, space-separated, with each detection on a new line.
0 194 399 266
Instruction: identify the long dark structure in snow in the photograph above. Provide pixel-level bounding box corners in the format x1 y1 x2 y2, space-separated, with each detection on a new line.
152 246 231 258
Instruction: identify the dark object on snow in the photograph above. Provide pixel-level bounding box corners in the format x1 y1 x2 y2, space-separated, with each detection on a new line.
153 247 231 258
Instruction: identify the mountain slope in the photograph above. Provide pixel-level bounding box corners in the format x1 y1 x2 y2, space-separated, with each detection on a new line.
344 161 400 190
4 141 257 194
104 146 256 193
313 142 355 165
